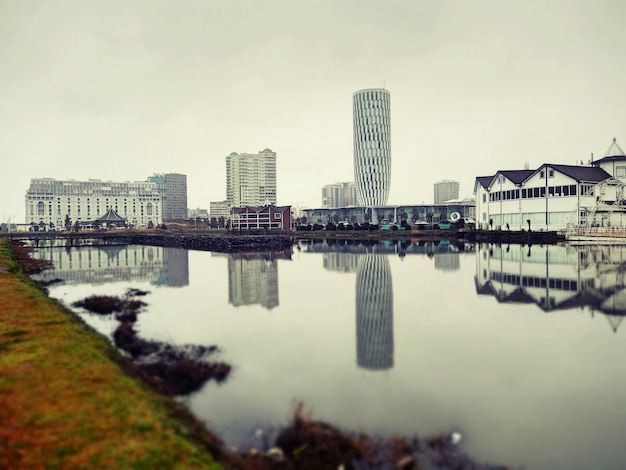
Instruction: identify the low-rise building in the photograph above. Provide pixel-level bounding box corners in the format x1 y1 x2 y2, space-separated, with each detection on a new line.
230 205 292 230
474 138 626 231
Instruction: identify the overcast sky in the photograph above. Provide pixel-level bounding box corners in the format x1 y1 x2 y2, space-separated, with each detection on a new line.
2 0 626 222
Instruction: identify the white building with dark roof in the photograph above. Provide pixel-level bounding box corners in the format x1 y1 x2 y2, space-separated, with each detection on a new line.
474 138 626 231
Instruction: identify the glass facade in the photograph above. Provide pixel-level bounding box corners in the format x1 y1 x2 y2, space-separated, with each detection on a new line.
353 88 391 206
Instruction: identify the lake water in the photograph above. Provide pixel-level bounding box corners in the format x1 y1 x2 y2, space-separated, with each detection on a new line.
31 238 626 469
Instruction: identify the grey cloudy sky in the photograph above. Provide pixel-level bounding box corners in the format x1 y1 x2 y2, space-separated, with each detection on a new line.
2 0 626 222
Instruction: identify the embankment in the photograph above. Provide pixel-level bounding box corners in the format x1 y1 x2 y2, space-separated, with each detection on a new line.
0 238 223 469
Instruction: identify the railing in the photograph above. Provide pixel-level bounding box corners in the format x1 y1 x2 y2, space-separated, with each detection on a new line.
565 226 626 239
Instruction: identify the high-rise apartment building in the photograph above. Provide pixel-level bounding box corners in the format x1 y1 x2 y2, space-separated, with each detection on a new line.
434 180 460 204
353 88 391 206
321 181 357 208
147 173 187 221
226 148 277 208
25 178 162 228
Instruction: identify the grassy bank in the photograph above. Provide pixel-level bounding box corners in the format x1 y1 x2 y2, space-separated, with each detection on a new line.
0 238 222 469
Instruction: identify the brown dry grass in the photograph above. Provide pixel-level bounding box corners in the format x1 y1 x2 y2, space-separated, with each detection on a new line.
0 238 222 469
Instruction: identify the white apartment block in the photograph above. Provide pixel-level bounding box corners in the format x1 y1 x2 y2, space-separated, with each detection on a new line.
209 200 230 220
474 138 626 231
434 180 460 204
25 178 162 228
322 181 357 208
226 148 277 208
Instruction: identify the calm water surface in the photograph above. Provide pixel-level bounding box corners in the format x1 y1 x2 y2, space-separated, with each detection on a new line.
32 239 626 469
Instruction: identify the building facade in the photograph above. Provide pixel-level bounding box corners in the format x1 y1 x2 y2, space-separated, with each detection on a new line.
322 181 357 208
303 203 474 226
434 180 460 204
353 88 391 207
209 200 229 220
474 138 626 231
147 173 187 221
25 178 162 229
230 205 291 230
226 149 277 208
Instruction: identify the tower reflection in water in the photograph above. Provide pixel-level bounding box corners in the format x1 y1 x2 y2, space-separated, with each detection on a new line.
356 254 394 370
475 242 626 332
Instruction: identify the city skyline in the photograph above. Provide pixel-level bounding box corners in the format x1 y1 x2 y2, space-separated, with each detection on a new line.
2 1 626 223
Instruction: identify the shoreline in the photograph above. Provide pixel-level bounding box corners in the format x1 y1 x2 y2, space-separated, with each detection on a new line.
4 226 565 250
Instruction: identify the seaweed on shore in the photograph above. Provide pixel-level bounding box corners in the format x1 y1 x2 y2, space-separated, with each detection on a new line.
72 290 231 397
220 402 512 470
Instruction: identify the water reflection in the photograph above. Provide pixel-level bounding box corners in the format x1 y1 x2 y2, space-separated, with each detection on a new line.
356 254 394 370
32 245 189 287
475 243 626 332
213 249 292 310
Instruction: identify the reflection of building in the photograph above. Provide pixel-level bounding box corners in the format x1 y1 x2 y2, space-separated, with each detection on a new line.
323 252 361 273
25 178 162 228
434 180 460 204
226 249 292 310
353 88 391 207
434 251 460 271
32 245 188 287
226 149 277 208
474 243 626 332
322 182 357 208
356 254 394 370
147 173 188 221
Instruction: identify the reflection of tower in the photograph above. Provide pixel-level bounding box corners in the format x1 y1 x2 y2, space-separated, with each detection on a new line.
356 254 394 370
227 251 289 310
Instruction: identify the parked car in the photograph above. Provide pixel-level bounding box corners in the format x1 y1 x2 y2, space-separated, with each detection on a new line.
413 220 429 230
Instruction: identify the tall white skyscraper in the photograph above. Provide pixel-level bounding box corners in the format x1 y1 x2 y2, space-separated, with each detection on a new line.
353 88 391 206
226 148 277 208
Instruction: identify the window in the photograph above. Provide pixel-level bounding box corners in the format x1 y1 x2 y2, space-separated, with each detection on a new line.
482 194 486 203
617 166 626 177
274 213 282 219
539 170 545 179
548 169 555 178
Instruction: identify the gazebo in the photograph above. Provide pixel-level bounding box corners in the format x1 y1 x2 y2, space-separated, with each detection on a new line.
96 208 127 229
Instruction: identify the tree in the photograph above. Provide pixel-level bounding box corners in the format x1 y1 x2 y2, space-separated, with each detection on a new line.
73 220 80 231
64 215 72 231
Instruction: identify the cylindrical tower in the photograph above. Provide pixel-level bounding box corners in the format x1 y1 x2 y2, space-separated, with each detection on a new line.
353 88 391 206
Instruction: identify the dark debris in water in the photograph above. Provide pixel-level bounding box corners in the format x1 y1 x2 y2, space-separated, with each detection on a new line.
221 402 512 470
72 289 231 397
